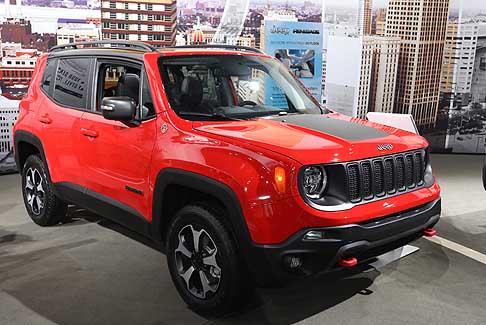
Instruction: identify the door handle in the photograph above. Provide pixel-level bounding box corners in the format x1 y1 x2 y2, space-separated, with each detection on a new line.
38 115 52 124
81 128 99 138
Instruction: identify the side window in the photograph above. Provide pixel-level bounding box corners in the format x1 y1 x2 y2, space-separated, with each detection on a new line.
41 59 57 95
141 70 155 119
53 58 91 109
96 63 141 112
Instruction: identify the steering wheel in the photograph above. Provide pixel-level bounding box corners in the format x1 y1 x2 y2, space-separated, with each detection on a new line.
239 101 258 107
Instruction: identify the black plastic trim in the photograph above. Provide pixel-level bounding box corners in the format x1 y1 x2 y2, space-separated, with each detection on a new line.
126 186 143 195
54 182 151 238
13 130 47 171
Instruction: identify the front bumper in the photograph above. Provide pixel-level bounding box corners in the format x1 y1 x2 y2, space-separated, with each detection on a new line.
248 198 441 286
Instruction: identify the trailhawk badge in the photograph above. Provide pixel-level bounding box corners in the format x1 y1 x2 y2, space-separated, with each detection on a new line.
377 144 394 151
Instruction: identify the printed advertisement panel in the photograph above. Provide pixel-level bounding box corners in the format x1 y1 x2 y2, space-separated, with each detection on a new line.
263 20 323 106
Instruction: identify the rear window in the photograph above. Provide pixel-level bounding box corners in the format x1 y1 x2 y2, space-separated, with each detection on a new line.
52 58 91 109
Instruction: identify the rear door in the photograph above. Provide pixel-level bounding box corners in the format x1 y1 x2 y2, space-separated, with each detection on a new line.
37 57 93 185
78 58 157 219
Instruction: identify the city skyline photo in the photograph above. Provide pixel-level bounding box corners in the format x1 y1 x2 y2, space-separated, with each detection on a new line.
2 0 486 153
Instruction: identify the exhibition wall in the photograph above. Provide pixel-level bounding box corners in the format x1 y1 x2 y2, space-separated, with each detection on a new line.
0 0 485 156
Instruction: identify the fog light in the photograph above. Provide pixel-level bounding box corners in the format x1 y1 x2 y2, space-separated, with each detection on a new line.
303 230 324 241
284 255 303 269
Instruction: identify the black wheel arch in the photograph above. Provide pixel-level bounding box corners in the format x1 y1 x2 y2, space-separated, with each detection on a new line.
151 168 254 256
14 130 48 172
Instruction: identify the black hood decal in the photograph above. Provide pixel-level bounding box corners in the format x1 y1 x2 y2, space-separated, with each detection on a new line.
270 115 389 141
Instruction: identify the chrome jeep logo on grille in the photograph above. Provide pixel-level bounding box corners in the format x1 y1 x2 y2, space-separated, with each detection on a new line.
377 144 393 151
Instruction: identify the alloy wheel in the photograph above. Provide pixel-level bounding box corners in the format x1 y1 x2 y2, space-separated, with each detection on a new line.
174 224 222 299
24 167 45 216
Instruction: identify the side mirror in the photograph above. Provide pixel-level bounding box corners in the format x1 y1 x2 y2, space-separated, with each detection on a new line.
101 97 137 123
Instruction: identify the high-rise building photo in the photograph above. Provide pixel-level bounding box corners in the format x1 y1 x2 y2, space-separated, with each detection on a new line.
101 0 177 47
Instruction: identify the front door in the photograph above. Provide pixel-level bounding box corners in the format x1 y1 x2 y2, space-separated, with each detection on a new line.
78 60 157 218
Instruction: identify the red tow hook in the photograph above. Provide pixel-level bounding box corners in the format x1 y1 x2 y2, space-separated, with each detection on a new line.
338 257 358 267
424 228 437 237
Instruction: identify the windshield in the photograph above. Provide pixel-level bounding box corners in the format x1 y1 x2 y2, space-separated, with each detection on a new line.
159 55 326 121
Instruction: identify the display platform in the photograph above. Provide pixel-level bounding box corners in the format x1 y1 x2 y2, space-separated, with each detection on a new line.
1 154 486 324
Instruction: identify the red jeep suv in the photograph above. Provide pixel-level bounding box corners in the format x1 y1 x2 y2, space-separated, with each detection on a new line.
13 41 441 314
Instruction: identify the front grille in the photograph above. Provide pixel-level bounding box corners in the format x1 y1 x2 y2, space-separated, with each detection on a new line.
348 164 360 202
384 158 395 193
396 156 405 190
373 160 385 197
346 150 426 204
361 161 373 199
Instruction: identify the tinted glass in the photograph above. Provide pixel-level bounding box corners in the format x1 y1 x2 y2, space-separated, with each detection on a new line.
53 58 91 109
97 63 140 112
41 59 57 94
141 71 155 119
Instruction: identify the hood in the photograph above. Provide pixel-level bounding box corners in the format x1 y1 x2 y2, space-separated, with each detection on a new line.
193 113 428 165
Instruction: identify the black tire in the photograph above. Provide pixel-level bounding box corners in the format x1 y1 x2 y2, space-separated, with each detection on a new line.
21 155 68 226
483 158 486 191
166 204 252 316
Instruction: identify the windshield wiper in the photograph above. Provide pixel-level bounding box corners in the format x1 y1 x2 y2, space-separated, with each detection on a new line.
177 111 244 121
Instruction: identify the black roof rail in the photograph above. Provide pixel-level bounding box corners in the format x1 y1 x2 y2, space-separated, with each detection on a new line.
49 40 157 53
163 44 265 54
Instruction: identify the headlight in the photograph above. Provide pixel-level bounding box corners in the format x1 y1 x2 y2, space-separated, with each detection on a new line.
302 166 327 199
